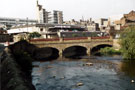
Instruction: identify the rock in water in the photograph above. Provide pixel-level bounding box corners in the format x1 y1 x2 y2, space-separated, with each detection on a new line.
77 83 83 86
52 75 56 78
131 80 135 83
83 62 93 66
46 66 53 69
60 77 65 79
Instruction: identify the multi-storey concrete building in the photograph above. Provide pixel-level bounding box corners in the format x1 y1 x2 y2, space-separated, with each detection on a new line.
36 0 51 23
64 18 100 31
36 0 63 24
52 10 63 24
0 17 37 26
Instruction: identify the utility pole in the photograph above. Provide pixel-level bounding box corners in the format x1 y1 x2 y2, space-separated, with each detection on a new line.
37 0 39 5
26 17 28 33
82 16 84 21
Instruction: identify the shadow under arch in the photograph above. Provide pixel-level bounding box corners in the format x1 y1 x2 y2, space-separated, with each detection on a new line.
63 45 87 59
91 44 112 56
33 47 59 61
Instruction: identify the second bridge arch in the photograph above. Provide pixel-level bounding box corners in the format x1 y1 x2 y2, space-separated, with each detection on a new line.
62 45 87 59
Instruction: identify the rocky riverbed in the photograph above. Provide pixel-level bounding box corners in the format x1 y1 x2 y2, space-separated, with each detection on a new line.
32 56 135 90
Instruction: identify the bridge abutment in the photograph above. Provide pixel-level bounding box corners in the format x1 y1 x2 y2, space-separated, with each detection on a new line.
59 49 63 58
87 48 91 56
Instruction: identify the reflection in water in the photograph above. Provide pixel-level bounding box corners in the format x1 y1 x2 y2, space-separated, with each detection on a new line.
120 60 135 78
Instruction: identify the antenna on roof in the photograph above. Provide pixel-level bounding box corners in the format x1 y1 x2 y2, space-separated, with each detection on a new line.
36 0 39 5
82 16 84 21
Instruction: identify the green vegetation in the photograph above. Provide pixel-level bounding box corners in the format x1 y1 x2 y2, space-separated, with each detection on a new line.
100 47 121 55
120 26 135 60
29 32 41 39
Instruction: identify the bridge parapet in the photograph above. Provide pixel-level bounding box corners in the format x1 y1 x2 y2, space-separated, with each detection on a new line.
29 36 112 44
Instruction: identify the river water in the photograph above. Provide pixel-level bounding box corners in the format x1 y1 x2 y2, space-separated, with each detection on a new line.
32 56 135 90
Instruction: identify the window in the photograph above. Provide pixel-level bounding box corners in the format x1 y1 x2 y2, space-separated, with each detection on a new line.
40 28 43 32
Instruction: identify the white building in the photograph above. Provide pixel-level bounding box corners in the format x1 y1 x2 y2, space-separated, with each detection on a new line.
36 0 63 24
52 10 63 24
7 23 86 39
94 18 108 27
36 0 51 23
0 17 37 26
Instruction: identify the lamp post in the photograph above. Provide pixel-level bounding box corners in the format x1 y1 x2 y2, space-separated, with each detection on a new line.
26 17 28 33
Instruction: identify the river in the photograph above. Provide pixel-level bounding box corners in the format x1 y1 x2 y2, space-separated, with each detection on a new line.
32 56 135 90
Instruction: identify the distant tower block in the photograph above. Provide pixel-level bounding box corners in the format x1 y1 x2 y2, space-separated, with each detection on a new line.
89 18 92 23
53 10 63 24
82 16 84 21
36 0 50 23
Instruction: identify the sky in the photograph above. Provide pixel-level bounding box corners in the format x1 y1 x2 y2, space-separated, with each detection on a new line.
0 0 135 21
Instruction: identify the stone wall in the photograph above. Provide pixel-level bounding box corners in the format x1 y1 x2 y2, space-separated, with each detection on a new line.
1 47 36 90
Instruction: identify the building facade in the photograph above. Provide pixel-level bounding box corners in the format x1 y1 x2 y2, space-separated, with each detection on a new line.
36 0 51 23
36 0 63 24
94 18 108 27
0 17 37 26
52 10 63 24
113 11 135 27
120 10 135 26
64 18 100 31
7 23 86 39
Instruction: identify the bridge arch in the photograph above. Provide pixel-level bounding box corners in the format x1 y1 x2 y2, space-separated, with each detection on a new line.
90 44 112 55
31 39 113 57
33 47 59 60
63 45 87 58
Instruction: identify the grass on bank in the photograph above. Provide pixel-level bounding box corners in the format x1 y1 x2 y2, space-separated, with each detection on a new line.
100 47 121 56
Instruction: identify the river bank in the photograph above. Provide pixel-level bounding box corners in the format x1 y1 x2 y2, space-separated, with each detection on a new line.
1 41 36 90
1 48 35 90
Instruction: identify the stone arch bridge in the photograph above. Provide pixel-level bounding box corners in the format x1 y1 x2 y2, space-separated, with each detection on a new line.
30 37 113 57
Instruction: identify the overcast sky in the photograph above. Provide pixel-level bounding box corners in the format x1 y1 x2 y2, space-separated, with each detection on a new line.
0 0 135 21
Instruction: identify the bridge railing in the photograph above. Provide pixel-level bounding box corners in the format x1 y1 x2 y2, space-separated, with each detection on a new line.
29 36 112 43
30 38 60 42
63 37 88 41
91 36 110 39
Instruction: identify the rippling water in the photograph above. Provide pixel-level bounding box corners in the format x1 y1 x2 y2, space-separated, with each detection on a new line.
32 56 135 90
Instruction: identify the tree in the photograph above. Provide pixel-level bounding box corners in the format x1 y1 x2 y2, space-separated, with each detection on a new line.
120 26 135 60
28 32 41 39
